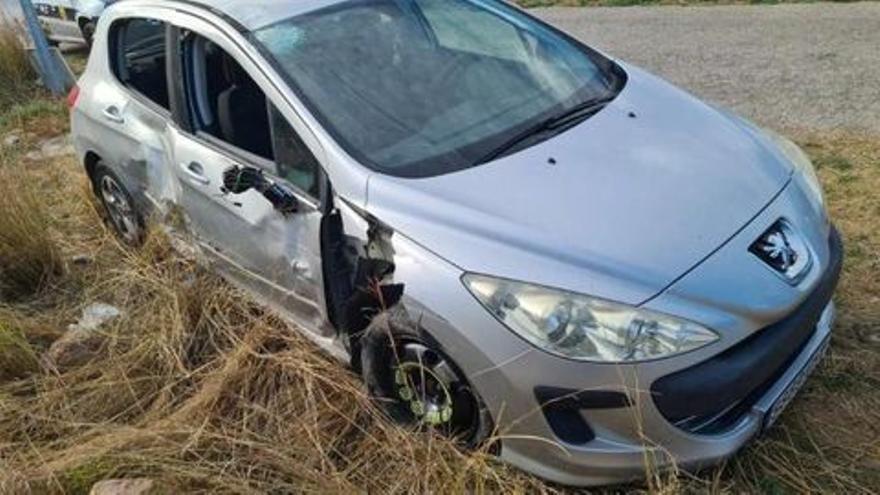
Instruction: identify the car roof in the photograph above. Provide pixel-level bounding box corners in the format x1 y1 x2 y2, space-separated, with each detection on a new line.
160 0 347 31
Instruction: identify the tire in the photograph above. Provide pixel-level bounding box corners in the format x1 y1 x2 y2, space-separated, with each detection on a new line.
360 306 494 449
93 164 146 246
80 20 96 48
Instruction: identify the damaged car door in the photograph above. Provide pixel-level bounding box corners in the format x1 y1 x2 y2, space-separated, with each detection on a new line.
168 25 330 336
86 16 174 215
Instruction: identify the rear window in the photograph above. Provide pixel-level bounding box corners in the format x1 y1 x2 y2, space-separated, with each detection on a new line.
111 18 170 110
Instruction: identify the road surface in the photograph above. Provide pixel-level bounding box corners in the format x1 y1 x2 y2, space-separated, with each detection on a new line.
533 3 880 133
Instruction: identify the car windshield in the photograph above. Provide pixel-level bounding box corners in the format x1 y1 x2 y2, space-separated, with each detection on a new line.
254 0 624 178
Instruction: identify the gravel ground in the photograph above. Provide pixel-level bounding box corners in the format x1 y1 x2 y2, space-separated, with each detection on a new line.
533 3 880 134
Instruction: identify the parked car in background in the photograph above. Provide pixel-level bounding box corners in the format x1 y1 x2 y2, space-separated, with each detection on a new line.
68 0 841 486
35 0 113 46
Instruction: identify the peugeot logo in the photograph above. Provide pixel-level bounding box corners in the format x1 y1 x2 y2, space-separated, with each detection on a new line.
757 231 799 271
750 219 812 283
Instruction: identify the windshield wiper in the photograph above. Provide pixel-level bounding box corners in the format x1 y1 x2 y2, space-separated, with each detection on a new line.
475 95 617 165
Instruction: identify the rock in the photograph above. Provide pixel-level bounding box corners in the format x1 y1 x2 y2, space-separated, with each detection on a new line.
167 231 201 262
45 303 122 369
2 134 20 147
71 254 94 266
45 328 106 369
90 479 155 495
68 303 123 333
25 135 74 161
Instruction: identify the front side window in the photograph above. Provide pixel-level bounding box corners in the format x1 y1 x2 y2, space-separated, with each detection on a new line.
254 0 624 178
180 32 321 197
112 18 169 110
181 33 274 161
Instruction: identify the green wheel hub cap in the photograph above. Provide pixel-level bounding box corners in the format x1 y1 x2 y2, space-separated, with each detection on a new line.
393 343 462 428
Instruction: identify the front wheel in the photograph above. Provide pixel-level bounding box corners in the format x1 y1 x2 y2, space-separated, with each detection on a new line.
360 307 494 449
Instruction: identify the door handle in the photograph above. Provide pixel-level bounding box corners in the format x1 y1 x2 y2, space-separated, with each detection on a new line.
103 105 125 124
181 161 210 186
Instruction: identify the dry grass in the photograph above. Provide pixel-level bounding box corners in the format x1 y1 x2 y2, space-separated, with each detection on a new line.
0 14 38 111
0 166 65 300
0 101 877 494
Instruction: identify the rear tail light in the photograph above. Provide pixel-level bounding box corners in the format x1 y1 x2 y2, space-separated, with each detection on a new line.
67 85 81 109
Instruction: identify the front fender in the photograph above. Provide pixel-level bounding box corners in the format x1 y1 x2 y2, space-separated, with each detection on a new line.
386 230 535 425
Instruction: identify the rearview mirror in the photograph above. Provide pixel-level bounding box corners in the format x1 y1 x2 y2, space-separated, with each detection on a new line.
222 165 299 215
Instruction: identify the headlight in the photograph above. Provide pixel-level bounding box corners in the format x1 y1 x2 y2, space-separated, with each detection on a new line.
766 129 825 207
463 274 719 363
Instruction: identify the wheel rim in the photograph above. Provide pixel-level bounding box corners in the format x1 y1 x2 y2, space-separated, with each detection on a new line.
392 341 480 438
100 176 140 244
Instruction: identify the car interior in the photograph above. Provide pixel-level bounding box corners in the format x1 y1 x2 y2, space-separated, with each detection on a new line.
263 3 569 173
180 32 320 196
115 20 320 196
183 33 274 160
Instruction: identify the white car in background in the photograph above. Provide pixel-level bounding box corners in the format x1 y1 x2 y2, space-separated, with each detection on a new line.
35 0 113 46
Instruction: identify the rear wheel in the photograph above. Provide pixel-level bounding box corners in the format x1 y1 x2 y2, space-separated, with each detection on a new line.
94 165 145 246
361 307 493 448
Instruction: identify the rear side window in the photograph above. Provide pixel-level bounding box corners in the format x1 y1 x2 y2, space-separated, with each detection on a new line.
111 18 170 110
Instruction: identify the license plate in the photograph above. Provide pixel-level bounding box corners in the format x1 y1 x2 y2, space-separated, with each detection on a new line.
763 336 830 432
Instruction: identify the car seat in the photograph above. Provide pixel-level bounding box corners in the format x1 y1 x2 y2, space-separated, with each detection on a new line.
217 56 274 159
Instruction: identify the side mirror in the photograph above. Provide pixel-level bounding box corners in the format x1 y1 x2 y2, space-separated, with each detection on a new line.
222 165 299 215
262 182 299 215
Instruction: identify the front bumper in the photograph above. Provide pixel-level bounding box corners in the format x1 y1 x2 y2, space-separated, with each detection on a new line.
652 226 843 434
477 225 842 487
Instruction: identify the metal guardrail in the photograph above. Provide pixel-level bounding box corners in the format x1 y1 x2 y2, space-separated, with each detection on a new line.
18 0 70 96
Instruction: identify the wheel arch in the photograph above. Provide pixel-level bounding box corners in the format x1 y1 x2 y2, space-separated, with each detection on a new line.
358 301 498 449
83 150 102 188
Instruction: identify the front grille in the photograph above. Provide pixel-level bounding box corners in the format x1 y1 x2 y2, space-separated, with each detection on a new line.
651 227 843 435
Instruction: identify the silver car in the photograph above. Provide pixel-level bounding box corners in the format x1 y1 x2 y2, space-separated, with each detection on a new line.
69 0 842 486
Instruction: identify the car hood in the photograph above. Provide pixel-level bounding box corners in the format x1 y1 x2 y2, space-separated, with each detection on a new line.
365 64 793 305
